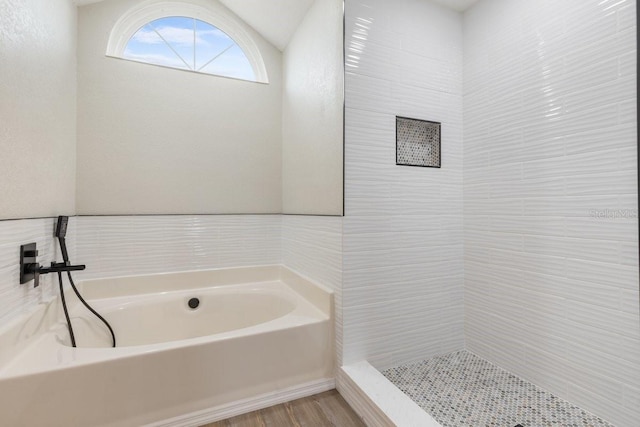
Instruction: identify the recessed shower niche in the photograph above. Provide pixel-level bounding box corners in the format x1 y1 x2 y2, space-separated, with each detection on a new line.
396 116 441 168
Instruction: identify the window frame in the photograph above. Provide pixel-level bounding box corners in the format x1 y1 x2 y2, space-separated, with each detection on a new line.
106 0 269 83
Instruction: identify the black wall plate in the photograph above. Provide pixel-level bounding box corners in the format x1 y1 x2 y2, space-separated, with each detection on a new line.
20 243 38 286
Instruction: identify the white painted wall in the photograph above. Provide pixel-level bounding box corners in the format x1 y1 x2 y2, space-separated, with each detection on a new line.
0 0 77 219
76 0 283 215
343 0 465 368
282 0 344 215
463 0 639 425
0 0 77 326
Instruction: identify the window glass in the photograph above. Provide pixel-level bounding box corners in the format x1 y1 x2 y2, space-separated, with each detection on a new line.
123 16 256 81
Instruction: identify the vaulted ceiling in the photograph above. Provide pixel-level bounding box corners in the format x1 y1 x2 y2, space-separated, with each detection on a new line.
217 0 314 51
73 0 479 51
432 0 479 12
73 0 314 51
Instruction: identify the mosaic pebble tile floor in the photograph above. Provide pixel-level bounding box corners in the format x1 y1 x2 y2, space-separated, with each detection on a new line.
382 351 614 427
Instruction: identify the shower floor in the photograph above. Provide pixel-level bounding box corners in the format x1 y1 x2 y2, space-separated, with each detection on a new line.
382 351 613 427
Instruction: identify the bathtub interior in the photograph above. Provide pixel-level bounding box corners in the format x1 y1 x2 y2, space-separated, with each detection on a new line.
57 282 301 348
0 265 333 378
0 265 335 427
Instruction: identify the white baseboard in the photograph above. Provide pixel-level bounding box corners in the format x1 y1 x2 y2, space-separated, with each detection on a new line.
145 378 336 427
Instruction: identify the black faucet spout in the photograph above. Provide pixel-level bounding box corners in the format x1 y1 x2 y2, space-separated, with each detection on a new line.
36 262 86 275
27 262 86 287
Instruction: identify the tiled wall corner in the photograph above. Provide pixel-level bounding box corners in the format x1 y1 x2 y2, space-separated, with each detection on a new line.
75 215 282 280
463 0 639 425
282 215 343 366
0 217 77 325
343 0 466 369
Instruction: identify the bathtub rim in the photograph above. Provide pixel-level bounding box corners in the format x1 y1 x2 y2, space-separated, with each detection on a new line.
0 264 334 379
78 265 333 315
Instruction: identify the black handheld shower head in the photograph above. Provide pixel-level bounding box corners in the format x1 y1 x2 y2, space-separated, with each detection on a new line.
55 216 70 263
55 216 69 239
50 215 116 347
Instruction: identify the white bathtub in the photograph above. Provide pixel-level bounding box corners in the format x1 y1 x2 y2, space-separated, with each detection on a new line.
0 266 334 427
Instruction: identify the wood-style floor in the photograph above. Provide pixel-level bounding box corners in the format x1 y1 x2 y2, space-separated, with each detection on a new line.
202 390 366 427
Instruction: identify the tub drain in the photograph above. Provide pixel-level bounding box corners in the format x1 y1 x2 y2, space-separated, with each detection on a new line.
188 298 200 309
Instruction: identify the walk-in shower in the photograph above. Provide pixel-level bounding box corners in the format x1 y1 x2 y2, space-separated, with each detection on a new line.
338 0 639 426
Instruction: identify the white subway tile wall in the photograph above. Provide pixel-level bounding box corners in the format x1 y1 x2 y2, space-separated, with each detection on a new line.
463 0 639 425
0 218 76 325
75 216 282 280
343 0 465 368
282 215 343 365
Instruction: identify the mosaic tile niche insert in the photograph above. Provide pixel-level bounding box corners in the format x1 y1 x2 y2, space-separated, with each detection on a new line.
396 116 441 168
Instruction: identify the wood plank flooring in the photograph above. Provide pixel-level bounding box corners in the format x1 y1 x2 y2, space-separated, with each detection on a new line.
202 390 366 427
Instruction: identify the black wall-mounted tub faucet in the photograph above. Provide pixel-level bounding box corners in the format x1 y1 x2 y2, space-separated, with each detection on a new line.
20 242 85 288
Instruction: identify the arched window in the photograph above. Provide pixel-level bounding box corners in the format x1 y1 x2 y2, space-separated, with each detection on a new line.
106 1 268 83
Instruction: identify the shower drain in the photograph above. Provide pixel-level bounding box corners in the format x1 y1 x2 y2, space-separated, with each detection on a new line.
188 298 200 309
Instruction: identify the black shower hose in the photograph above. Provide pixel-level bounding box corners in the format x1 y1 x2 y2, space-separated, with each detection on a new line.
57 241 116 348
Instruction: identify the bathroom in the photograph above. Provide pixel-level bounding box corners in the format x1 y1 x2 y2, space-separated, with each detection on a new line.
0 0 637 426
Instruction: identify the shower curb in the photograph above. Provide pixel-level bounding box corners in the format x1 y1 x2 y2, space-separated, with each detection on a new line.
337 361 441 427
